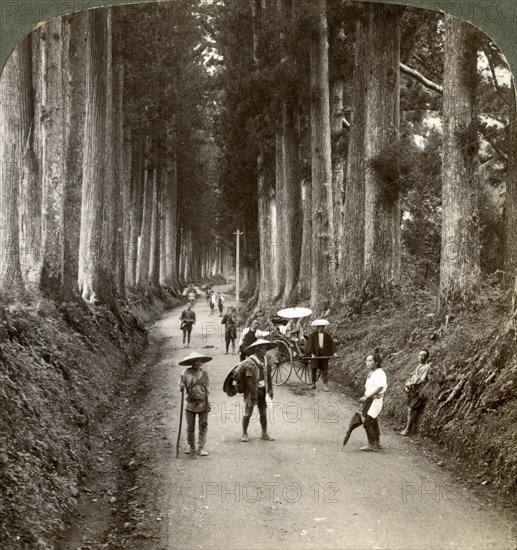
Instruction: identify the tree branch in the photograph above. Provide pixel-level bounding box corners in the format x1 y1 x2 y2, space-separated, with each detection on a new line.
481 45 510 106
400 62 443 94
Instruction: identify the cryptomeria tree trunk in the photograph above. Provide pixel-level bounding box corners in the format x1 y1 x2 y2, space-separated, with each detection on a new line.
17 34 41 288
102 9 115 291
40 17 65 293
62 12 86 292
252 0 275 308
330 76 344 281
310 0 335 310
122 129 132 280
126 136 143 287
279 0 302 303
503 81 517 302
439 15 480 307
0 48 23 293
149 167 161 287
363 4 401 298
281 102 302 303
113 62 126 296
342 17 367 306
274 127 285 300
78 9 108 302
136 155 153 289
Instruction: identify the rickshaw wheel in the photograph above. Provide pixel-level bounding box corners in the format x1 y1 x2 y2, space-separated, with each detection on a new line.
268 340 292 386
294 357 321 384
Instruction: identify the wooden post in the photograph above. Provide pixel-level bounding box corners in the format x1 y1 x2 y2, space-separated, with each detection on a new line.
234 229 243 313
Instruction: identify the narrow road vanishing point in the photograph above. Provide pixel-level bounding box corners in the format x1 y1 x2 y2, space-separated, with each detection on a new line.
140 285 515 550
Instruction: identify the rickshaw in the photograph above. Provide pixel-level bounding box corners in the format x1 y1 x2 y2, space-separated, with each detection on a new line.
266 308 331 386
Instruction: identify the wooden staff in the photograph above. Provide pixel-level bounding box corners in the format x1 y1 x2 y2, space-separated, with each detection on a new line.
176 389 185 458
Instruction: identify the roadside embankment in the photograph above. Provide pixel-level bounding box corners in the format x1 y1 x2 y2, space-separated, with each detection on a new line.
0 290 180 549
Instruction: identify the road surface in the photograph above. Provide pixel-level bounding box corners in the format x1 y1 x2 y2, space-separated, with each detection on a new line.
142 286 515 550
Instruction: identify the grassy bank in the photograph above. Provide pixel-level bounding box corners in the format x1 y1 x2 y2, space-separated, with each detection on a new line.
0 290 179 549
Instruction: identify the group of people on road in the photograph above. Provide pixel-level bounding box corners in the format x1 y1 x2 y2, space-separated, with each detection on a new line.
177 290 437 457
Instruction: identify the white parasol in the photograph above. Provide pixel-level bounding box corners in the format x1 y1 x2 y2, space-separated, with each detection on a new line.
277 307 313 319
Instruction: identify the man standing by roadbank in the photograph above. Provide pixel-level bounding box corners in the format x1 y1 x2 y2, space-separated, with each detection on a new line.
307 319 335 392
240 339 276 442
178 352 212 458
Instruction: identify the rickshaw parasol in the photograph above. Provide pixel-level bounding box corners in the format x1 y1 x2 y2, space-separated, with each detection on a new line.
277 307 313 319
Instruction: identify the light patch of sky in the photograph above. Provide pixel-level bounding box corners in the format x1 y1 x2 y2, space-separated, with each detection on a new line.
478 50 512 87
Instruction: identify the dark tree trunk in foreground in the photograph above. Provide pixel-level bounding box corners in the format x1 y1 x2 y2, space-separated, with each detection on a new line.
503 81 517 305
439 15 480 307
363 4 401 298
281 102 302 302
113 63 126 296
310 0 335 310
62 12 86 292
342 17 367 307
40 17 65 293
0 49 23 293
17 34 41 288
78 9 108 302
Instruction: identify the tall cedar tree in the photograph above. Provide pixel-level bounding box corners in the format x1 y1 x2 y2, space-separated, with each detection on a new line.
439 15 480 307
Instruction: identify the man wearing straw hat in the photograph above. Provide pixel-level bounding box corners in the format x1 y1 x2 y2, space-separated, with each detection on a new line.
307 319 335 392
178 352 212 458
240 339 276 442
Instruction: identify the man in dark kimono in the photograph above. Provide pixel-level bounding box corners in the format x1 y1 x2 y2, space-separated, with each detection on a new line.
240 339 276 442
306 319 335 392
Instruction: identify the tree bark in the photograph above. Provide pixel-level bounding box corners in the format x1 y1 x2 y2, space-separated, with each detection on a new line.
330 76 344 284
149 168 161 287
17 34 41 288
101 9 115 292
62 12 86 292
122 129 132 282
136 154 153 289
342 17 367 307
113 61 126 296
252 0 275 309
503 81 517 299
78 9 108 302
310 0 335 310
281 102 302 302
363 4 401 298
273 127 285 300
126 137 142 288
40 17 65 293
0 48 24 294
439 15 480 307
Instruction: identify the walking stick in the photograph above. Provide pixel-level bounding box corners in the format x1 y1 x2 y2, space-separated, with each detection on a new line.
176 389 185 458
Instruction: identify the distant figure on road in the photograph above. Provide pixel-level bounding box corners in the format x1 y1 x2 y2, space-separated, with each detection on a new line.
206 287 211 304
222 306 238 354
180 303 196 348
359 349 387 452
178 352 212 458
399 349 433 437
240 339 276 443
187 287 196 305
307 319 335 391
209 290 216 315
238 318 270 361
218 293 225 316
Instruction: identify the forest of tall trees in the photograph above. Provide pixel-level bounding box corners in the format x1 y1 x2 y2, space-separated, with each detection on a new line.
0 0 515 315
1 2 516 547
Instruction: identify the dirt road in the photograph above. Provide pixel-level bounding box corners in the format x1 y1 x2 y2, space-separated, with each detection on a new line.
131 286 515 550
